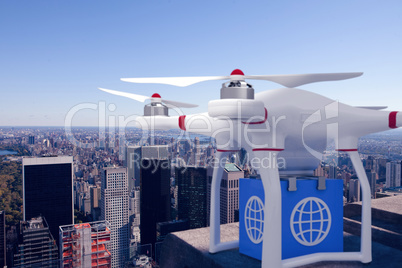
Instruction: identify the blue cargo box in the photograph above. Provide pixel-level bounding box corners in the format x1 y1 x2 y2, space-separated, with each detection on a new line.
239 178 343 260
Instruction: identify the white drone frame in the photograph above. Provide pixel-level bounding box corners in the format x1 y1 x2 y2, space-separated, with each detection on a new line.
100 70 401 268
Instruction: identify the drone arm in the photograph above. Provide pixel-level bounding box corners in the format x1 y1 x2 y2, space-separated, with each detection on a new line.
178 113 233 138
335 109 401 150
135 113 225 138
209 150 240 253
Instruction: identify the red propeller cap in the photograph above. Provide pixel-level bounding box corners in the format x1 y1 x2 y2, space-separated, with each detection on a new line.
151 93 161 98
231 69 244 76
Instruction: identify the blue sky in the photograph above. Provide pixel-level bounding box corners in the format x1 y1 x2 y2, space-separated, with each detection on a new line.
1 0 401 126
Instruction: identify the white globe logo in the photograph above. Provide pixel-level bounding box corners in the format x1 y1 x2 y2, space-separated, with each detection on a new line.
290 197 332 246
244 196 264 244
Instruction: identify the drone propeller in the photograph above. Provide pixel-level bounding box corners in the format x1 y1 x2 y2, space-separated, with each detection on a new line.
121 69 363 88
98 88 198 108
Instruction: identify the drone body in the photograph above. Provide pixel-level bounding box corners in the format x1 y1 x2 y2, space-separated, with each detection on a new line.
99 69 400 268
133 85 400 173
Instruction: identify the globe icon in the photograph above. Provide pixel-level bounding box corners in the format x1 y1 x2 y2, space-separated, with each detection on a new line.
244 196 264 244
290 197 332 246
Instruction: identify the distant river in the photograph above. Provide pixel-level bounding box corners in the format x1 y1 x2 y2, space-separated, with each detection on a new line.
0 150 17 156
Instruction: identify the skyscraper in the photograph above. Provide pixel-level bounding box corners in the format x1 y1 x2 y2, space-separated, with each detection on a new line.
125 145 169 191
129 188 141 228
125 146 142 191
0 211 5 268
176 166 208 229
22 156 74 244
386 161 401 188
365 156 374 170
194 137 202 166
125 145 170 249
100 167 129 268
140 149 171 247
28 135 35 145
349 179 360 202
90 185 102 221
129 187 141 258
13 216 58 268
59 221 112 268
366 170 377 199
207 163 243 225
90 185 101 209
328 164 337 179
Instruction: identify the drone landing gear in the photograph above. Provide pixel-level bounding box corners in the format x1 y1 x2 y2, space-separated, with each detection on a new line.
252 149 282 268
209 149 372 267
282 150 372 268
209 150 239 253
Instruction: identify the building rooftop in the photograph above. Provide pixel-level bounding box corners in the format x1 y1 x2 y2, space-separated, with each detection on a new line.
160 223 402 268
22 155 73 165
20 216 48 231
26 217 45 229
224 163 242 172
160 195 402 267
368 195 402 215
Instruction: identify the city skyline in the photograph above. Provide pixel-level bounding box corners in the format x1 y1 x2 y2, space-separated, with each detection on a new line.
1 1 402 266
1 126 402 266
1 0 402 126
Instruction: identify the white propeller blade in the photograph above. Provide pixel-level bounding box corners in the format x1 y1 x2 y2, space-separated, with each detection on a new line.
121 72 363 88
245 72 363 88
121 76 228 87
98 88 198 108
98 87 149 102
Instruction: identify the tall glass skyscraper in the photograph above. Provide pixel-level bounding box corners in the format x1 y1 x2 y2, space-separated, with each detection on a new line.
100 166 129 268
175 166 208 229
139 146 171 247
22 156 74 245
125 145 169 191
125 145 171 249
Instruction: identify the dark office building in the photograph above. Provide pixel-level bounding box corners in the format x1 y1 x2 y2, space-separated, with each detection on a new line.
23 156 74 245
0 211 5 267
28 135 35 145
176 167 208 229
140 157 171 247
125 145 169 191
13 216 58 268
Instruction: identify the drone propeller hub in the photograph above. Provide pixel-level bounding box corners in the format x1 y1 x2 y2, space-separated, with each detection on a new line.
229 69 245 82
221 80 254 100
230 69 244 76
144 102 168 116
149 93 163 104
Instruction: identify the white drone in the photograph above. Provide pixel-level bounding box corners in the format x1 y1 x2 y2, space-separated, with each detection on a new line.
99 69 400 268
